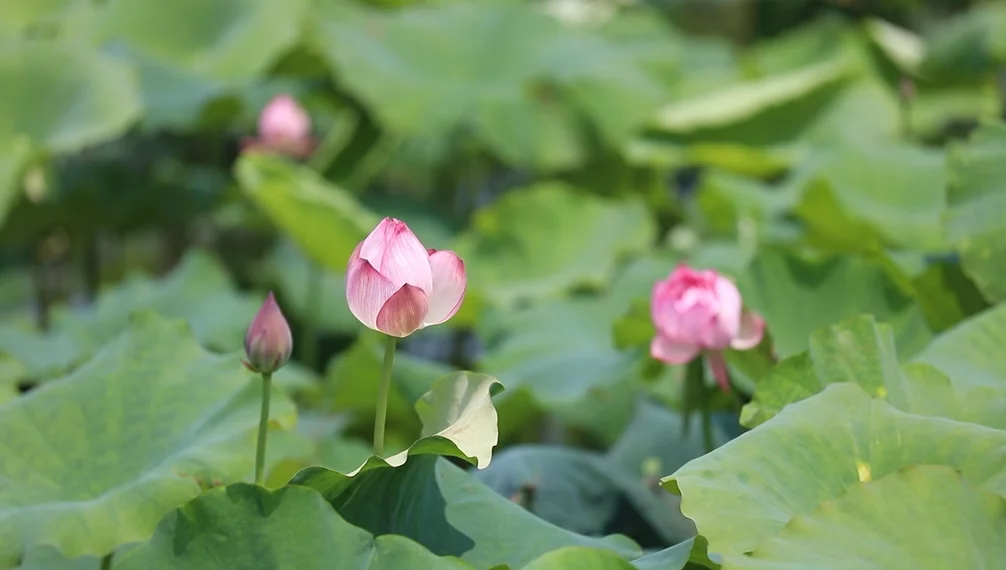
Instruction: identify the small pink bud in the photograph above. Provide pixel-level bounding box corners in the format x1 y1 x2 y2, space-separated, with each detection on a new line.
242 94 315 159
649 264 765 367
244 292 293 374
346 217 466 338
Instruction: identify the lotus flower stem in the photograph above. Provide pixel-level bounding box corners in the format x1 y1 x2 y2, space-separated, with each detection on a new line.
254 372 273 485
373 335 397 457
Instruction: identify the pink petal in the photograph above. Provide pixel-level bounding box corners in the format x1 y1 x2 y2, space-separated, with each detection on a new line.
359 218 433 293
731 310 765 350
650 335 699 365
346 258 398 330
423 250 466 327
705 275 741 348
259 95 311 143
376 284 429 338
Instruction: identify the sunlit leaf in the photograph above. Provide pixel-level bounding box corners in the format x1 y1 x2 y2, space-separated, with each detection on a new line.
723 466 1006 569
664 383 1006 558
742 315 1006 429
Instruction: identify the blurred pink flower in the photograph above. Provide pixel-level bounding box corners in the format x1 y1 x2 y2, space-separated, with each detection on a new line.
242 94 314 159
346 218 466 338
650 264 764 390
244 292 293 374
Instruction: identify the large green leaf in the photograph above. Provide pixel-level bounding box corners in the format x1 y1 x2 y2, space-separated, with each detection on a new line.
519 547 637 570
663 383 1006 558
474 445 694 547
742 315 1006 429
944 121 1006 302
723 465 1006 569
652 59 848 133
913 303 1006 391
454 182 654 305
14 546 100 570
479 297 635 406
919 4 1006 81
0 313 296 563
115 484 470 570
0 0 81 36
796 143 947 252
0 249 262 385
298 456 641 569
629 540 695 570
309 2 668 168
235 153 378 274
739 250 931 358
0 41 140 153
96 0 306 81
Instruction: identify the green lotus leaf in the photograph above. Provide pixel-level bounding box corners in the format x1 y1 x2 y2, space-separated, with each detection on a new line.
944 121 1006 303
722 466 1006 569
0 41 140 153
115 483 470 570
96 0 307 81
454 182 654 306
742 314 1006 429
299 456 641 569
739 249 931 358
664 383 1006 557
0 313 296 563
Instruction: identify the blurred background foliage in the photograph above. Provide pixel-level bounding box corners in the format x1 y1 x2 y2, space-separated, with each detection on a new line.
1 0 1005 565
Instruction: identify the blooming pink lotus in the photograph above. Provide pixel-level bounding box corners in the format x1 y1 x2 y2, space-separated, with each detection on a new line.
242 94 314 159
346 218 466 338
244 292 293 374
650 264 765 391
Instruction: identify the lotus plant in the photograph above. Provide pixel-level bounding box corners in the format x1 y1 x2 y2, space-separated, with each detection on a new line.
243 292 293 485
346 217 467 456
650 264 765 391
243 94 315 159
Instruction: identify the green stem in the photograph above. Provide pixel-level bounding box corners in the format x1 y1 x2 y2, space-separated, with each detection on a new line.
685 358 715 454
100 553 113 570
301 262 322 370
254 372 273 485
373 335 397 457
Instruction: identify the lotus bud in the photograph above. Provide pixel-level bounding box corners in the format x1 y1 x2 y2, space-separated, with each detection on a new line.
242 94 314 158
346 217 466 338
243 292 293 374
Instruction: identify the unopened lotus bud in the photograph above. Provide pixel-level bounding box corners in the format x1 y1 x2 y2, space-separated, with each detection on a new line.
243 292 293 374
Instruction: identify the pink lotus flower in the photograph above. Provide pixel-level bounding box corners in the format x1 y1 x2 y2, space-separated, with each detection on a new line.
244 292 293 374
650 264 765 391
242 94 314 159
346 218 466 338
